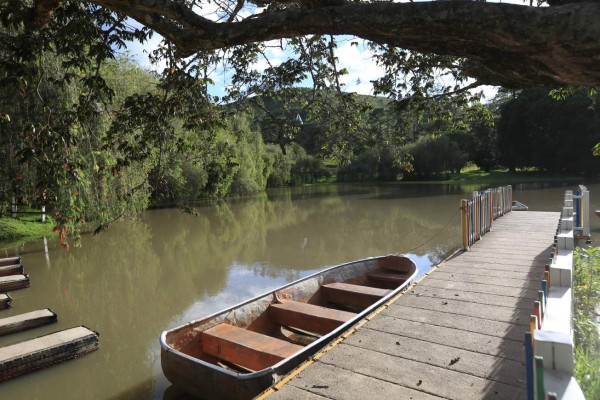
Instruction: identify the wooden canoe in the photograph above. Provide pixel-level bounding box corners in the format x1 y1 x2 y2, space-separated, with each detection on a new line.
512 201 528 211
160 254 417 400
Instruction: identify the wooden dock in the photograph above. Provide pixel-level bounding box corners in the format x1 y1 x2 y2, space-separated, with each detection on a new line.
263 211 558 400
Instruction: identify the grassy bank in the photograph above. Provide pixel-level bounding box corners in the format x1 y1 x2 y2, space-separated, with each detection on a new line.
0 210 55 247
407 166 586 185
573 247 600 398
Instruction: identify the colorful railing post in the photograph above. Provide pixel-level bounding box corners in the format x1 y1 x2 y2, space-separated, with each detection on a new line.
525 331 534 400
573 185 590 239
460 199 469 250
460 185 512 250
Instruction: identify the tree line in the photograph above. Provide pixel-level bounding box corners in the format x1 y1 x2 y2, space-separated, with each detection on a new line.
1 54 599 240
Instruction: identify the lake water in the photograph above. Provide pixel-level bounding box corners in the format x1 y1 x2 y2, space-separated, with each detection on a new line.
0 182 598 399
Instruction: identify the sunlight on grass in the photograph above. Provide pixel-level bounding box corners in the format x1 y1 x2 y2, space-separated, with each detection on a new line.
0 208 55 244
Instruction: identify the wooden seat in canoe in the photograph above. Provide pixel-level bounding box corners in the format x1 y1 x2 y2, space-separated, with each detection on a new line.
201 324 302 372
377 255 414 273
367 271 408 286
321 282 392 309
269 300 356 335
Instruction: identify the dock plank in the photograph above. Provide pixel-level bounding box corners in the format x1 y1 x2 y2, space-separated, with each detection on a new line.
367 315 524 361
397 294 530 325
407 286 534 310
418 277 540 299
425 269 540 289
316 344 525 400
283 362 445 400
382 304 525 341
343 327 525 386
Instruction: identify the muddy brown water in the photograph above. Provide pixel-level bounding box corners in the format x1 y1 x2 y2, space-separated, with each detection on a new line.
0 182 598 399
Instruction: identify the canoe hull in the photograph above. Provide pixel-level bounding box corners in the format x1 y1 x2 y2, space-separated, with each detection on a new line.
160 255 417 400
161 346 275 400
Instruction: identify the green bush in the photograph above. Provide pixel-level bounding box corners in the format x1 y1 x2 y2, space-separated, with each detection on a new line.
266 143 322 187
573 246 600 399
336 147 405 182
404 134 468 179
290 154 330 185
230 131 273 195
266 144 293 187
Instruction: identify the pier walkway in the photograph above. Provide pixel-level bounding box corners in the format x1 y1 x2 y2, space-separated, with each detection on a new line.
264 211 559 400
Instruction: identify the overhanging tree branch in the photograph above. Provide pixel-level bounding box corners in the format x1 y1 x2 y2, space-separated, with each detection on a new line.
27 1 600 87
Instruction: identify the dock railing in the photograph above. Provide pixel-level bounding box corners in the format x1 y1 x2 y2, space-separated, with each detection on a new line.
525 190 586 400
461 185 512 250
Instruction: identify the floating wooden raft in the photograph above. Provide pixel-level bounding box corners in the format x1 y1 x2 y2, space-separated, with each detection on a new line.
0 294 11 310
0 274 30 291
0 326 99 382
0 263 24 277
0 309 57 336
0 257 21 267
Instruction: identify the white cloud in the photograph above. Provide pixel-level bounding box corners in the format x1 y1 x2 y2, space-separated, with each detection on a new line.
335 40 385 95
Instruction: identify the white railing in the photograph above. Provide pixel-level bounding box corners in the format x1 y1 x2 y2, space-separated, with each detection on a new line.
525 190 586 400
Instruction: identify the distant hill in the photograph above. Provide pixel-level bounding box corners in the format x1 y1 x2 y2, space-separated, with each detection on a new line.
225 88 395 155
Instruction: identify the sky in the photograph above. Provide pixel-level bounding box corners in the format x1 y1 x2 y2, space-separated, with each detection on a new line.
124 30 393 97
121 4 504 101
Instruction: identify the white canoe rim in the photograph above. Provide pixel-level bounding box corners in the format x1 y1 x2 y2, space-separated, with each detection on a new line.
160 254 418 400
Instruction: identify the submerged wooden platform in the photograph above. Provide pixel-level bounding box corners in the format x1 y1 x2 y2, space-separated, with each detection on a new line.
0 294 11 310
264 211 558 400
0 263 24 277
0 309 57 336
0 274 30 291
0 256 21 267
0 326 99 382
